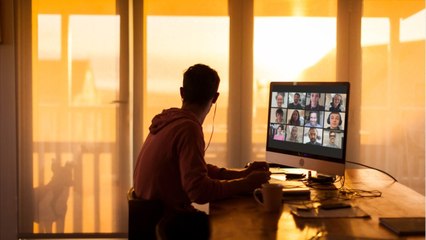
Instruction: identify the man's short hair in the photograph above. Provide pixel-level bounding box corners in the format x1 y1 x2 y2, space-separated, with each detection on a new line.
309 127 317 135
182 64 220 105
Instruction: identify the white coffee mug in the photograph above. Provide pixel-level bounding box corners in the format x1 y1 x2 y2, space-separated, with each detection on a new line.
253 183 283 212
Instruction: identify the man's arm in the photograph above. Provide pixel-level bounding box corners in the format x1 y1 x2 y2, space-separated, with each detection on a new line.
207 161 269 180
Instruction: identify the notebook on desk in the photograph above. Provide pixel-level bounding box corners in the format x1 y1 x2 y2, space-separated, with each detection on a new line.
379 217 425 236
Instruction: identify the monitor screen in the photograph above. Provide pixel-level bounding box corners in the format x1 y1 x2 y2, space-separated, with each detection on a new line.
266 82 350 176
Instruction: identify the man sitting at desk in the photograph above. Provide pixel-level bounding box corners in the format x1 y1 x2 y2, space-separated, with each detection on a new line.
133 64 270 235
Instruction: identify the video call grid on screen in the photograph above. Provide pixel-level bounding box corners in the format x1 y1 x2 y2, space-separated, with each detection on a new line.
267 82 350 162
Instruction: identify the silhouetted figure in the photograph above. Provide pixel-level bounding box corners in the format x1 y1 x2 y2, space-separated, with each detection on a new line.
34 159 73 233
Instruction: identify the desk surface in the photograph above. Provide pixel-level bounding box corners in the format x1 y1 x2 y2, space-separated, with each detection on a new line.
209 168 425 239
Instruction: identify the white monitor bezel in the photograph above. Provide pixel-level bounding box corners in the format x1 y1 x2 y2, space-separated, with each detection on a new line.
266 151 345 176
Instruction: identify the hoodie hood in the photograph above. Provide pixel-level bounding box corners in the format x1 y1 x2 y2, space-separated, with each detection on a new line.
149 108 200 134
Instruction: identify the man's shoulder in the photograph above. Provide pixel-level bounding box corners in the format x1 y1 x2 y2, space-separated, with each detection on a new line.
171 118 201 132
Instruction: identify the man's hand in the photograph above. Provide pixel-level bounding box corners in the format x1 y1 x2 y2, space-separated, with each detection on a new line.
245 170 271 190
246 161 269 174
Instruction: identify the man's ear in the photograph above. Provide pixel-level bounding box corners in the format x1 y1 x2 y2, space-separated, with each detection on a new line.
212 92 220 104
180 87 185 100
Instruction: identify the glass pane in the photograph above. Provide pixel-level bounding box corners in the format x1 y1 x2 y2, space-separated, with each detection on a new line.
361 1 425 194
253 0 337 161
23 0 128 234
145 5 229 167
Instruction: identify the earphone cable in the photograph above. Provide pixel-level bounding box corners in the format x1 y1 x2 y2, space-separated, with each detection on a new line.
204 102 217 152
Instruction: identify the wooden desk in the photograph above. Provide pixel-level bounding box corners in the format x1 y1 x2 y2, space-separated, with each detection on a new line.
209 168 425 239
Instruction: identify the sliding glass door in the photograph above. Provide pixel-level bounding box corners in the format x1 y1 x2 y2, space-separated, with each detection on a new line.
19 0 130 235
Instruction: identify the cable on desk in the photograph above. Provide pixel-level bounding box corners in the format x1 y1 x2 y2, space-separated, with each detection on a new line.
336 175 382 199
347 160 398 182
338 186 382 200
337 175 345 189
287 172 383 206
305 176 382 202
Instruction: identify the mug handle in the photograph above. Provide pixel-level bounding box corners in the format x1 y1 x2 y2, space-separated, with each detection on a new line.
253 188 263 206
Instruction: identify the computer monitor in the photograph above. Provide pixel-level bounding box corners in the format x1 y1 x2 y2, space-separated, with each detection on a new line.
266 82 350 177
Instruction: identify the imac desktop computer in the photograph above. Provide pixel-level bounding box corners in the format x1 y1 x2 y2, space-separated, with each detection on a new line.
266 82 350 180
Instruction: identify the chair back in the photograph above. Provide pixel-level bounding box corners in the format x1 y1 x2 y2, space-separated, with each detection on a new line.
128 188 164 240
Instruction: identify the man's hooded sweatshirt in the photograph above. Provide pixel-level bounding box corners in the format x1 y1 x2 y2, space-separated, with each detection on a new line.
133 108 243 212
